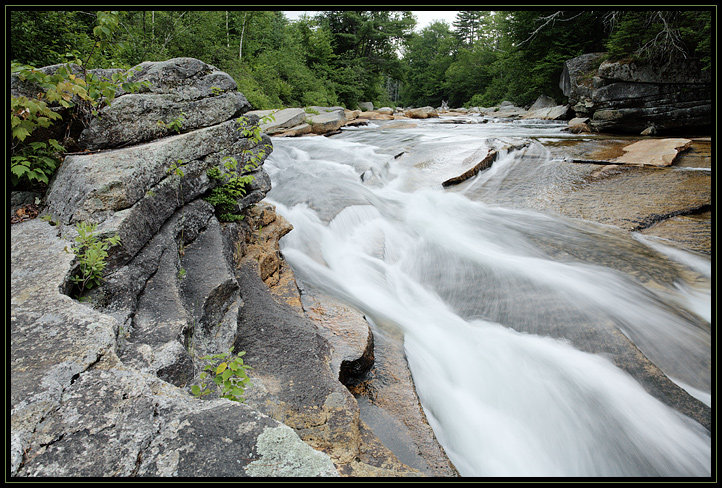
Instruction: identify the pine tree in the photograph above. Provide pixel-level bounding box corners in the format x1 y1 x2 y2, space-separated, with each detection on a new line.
453 11 484 46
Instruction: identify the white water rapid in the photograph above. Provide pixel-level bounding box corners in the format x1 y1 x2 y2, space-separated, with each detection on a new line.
264 118 711 477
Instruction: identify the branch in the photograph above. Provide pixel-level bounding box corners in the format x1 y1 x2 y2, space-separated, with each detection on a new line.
516 11 586 47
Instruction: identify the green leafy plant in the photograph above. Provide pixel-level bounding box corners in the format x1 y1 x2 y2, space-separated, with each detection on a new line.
70 221 120 298
191 347 252 402
10 139 65 186
204 114 274 222
10 12 149 189
157 112 186 134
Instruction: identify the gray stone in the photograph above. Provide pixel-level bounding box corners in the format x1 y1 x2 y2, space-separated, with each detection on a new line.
528 94 557 110
244 425 340 477
46 118 272 268
248 108 307 134
79 57 251 150
10 219 328 478
308 105 346 114
405 107 439 119
559 52 607 104
597 58 711 85
524 104 570 120
561 53 711 134
308 110 347 134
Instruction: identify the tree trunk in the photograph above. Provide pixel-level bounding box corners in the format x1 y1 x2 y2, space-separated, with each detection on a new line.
239 12 247 60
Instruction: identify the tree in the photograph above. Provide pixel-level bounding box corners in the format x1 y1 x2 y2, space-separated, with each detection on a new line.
493 10 608 105
453 11 484 46
604 10 712 69
400 21 456 107
316 10 415 107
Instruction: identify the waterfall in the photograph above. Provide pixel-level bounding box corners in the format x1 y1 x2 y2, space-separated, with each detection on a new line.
264 120 711 477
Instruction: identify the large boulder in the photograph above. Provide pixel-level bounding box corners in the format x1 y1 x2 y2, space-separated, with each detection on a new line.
405 107 439 119
249 108 307 134
79 57 251 150
560 53 712 134
45 117 271 269
308 110 347 134
523 95 571 120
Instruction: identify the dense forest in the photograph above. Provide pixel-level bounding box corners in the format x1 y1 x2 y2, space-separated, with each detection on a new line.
10 9 711 110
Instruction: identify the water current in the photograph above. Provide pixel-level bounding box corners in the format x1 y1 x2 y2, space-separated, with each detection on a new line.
263 117 712 477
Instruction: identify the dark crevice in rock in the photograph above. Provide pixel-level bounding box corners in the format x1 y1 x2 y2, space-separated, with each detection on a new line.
633 204 712 231
338 332 375 388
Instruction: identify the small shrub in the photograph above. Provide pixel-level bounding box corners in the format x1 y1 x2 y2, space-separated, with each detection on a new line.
70 221 120 298
191 347 252 402
204 114 273 222
157 112 186 134
10 139 65 186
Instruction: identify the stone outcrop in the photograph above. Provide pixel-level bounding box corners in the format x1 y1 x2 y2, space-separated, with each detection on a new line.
560 53 712 134
252 108 307 134
405 107 439 119
307 110 347 134
12 57 446 478
78 57 251 150
10 218 339 477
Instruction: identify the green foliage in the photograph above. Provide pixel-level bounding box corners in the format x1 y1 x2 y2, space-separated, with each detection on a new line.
604 11 712 69
204 114 273 221
10 12 148 189
400 21 457 107
10 140 64 186
10 9 710 129
157 112 186 134
70 222 120 298
191 347 252 402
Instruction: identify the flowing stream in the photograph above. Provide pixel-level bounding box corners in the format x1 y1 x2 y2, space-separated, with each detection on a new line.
263 117 711 477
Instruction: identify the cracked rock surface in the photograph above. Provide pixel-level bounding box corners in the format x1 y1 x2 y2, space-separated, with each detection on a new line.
10 218 340 478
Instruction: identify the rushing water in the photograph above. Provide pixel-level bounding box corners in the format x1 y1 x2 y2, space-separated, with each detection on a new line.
264 117 712 477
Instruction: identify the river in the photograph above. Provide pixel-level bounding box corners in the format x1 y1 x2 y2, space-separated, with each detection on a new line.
263 116 711 477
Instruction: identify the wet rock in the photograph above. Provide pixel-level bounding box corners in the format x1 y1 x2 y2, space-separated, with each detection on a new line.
567 117 592 133
301 291 375 385
233 264 422 476
612 138 692 166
